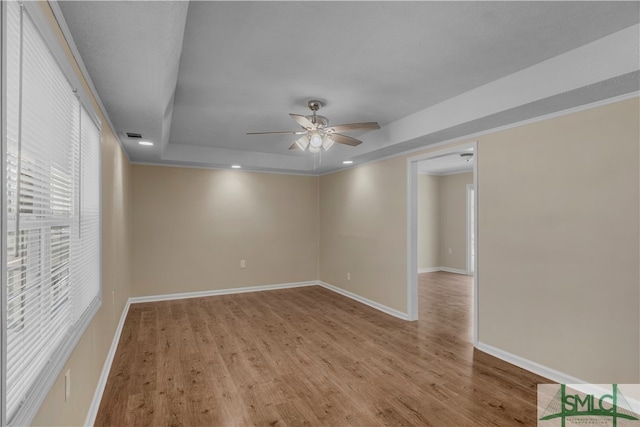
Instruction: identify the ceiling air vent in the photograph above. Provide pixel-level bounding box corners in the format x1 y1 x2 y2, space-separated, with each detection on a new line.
126 132 142 139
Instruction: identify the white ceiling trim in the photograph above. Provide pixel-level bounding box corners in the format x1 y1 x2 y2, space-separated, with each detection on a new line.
154 23 639 174
323 90 638 177
351 23 640 155
419 167 474 177
162 141 314 172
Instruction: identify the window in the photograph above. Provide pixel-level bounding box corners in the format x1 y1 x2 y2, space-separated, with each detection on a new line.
2 2 102 425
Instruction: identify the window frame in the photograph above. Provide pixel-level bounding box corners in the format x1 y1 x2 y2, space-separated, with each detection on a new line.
1 2 103 426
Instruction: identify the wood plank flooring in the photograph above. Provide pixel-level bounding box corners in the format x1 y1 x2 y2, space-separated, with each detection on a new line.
95 272 549 426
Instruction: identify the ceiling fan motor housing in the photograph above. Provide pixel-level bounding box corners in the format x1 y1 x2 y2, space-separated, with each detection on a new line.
306 115 329 127
307 100 323 111
306 100 328 126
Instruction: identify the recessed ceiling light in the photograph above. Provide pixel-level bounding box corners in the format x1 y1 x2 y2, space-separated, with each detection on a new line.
138 141 154 146
231 165 241 169
342 160 353 165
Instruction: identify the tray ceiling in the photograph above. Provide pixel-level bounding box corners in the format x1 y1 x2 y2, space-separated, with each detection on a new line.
57 1 640 174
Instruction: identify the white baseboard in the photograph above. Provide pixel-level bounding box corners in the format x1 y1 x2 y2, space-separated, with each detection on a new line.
84 299 131 427
476 342 640 415
85 279 409 424
130 280 410 320
417 266 469 275
476 341 585 384
128 281 317 304
418 267 440 273
439 266 469 275
87 286 639 425
318 281 409 320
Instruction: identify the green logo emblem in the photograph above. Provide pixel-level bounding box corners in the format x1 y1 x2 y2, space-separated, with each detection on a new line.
539 384 639 427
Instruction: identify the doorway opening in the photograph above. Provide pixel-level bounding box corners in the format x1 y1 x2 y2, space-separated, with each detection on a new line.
406 141 478 345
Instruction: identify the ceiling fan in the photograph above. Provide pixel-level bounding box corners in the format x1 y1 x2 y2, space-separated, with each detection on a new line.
247 100 380 153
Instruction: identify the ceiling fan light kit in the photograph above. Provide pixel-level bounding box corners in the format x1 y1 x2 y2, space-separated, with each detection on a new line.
322 135 334 150
309 131 323 148
295 136 309 150
247 99 380 154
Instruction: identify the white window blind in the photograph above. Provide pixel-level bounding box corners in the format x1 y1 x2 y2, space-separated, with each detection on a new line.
3 2 102 424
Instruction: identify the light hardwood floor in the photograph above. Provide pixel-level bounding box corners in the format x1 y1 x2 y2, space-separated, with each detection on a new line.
95 272 549 426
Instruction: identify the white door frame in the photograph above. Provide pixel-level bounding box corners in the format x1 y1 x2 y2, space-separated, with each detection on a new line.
406 141 478 345
466 184 475 275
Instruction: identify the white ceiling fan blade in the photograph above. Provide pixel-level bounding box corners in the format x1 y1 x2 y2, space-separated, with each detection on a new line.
331 133 362 146
326 122 380 133
247 130 307 135
290 113 315 130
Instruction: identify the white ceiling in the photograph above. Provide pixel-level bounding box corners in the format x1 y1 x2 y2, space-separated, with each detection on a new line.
418 148 474 176
57 1 640 175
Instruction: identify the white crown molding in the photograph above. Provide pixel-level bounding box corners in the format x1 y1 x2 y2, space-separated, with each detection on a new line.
129 160 317 177
359 25 640 156
323 91 639 176
88 21 639 175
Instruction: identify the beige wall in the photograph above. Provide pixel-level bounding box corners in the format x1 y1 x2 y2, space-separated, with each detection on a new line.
30 3 133 426
478 98 639 383
23 5 640 421
418 174 440 269
131 166 319 297
439 172 473 271
319 157 408 312
320 97 639 382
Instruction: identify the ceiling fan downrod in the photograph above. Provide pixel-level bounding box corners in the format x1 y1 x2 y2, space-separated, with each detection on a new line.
305 100 329 128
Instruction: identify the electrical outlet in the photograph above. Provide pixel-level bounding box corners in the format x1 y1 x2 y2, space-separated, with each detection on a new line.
448 248 452 254
240 259 246 269
65 369 71 402
347 272 351 281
